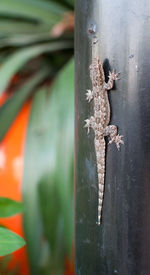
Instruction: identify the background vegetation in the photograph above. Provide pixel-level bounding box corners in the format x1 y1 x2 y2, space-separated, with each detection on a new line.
0 0 74 274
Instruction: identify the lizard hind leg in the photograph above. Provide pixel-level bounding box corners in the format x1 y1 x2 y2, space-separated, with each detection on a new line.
84 116 95 134
103 125 124 150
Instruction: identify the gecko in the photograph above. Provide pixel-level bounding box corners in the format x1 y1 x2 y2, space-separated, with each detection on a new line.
84 57 124 225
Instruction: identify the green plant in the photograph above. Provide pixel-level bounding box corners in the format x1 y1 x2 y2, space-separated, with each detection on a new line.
0 198 25 256
0 0 74 274
23 59 74 274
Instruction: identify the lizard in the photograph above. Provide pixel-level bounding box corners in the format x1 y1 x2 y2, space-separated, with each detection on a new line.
84 57 124 225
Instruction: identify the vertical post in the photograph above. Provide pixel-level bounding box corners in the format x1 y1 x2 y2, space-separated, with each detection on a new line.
75 0 150 274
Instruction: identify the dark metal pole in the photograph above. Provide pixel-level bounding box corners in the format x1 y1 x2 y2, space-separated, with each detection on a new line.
75 0 150 274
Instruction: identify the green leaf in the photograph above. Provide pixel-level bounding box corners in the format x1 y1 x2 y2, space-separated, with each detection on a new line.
0 33 53 48
0 41 73 94
0 68 49 141
22 87 51 274
63 0 74 8
0 0 68 24
23 59 74 274
39 58 74 255
0 198 23 218
0 227 25 256
48 0 74 9
0 20 49 35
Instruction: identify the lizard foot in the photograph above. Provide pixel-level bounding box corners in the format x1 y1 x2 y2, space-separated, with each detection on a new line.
86 89 93 102
108 70 120 81
84 119 91 134
109 134 124 150
84 116 95 134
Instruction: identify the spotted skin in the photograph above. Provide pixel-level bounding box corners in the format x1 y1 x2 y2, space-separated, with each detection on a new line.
84 57 124 225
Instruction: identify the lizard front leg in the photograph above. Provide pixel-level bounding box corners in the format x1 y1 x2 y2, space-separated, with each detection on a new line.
103 125 124 150
84 116 95 134
86 89 94 102
104 70 120 90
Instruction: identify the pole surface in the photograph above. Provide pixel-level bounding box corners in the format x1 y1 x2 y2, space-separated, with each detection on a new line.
75 0 150 274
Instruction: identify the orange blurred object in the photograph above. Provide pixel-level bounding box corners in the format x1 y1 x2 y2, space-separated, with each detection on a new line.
0 93 31 275
64 255 74 275
0 92 74 275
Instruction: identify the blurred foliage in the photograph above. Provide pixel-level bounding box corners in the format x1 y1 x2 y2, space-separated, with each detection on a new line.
0 227 25 257
0 198 23 218
0 198 25 256
23 60 74 274
0 0 74 274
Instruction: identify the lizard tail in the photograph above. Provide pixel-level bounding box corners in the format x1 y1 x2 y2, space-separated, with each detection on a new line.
95 137 105 225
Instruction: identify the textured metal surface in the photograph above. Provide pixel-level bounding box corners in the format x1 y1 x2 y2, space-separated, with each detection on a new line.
75 0 150 274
